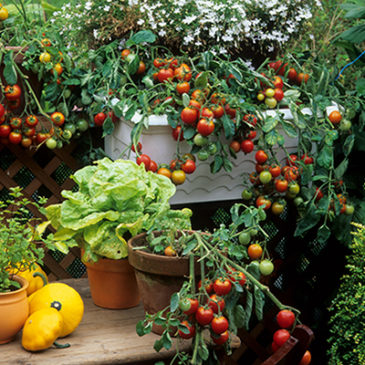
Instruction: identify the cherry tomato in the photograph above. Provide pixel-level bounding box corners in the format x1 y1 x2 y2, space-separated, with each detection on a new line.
176 81 190 95
211 316 229 334
25 115 39 127
9 117 22 129
0 104 5 119
230 140 241 153
157 167 172 179
197 118 215 136
153 57 165 68
243 114 257 127
224 104 236 118
328 110 342 125
211 105 224 119
157 68 174 83
51 112 65 126
46 137 57 149
247 244 263 260
39 51 51 63
191 89 205 103
149 160 158 172
238 231 251 245
23 126 36 138
93 112 106 127
212 330 229 345
193 133 208 146
269 164 281 177
4 84 21 100
207 294 225 314
273 76 284 89
181 107 198 125
198 279 213 294
195 306 214 326
296 72 309 85
288 182 300 195
171 169 186 185
273 329 290 347
213 278 232 296
0 124 11 138
136 154 151 170
259 170 272 184
274 88 284 102
255 150 268 164
256 196 272 210
131 142 142 153
174 63 192 82
287 68 298 83
178 320 195 339
201 107 214 119
276 310 296 329
275 179 288 192
241 139 254 154
8 130 22 144
265 97 277 109
247 130 257 140
271 201 285 215
301 154 314 165
171 125 184 141
181 159 196 174
21 137 32 148
136 61 146 75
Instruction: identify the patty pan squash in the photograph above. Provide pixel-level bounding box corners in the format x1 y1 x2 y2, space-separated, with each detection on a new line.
29 282 84 337
16 263 48 296
22 308 63 352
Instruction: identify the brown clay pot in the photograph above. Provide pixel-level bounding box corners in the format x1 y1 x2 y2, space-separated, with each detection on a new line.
127 231 200 334
84 257 140 310
0 275 29 344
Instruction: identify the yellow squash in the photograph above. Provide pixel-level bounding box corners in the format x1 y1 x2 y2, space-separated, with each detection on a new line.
22 308 63 352
29 282 84 337
16 263 48 296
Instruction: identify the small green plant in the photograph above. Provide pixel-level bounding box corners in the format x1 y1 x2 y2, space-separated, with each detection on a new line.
0 186 52 292
327 222 365 365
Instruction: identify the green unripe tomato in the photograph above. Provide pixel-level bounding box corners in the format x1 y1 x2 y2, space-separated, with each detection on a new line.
76 119 89 132
339 119 352 131
194 133 209 146
238 232 251 245
259 260 274 276
249 228 258 237
294 197 304 207
345 204 354 216
64 123 76 134
288 182 300 195
197 149 209 161
259 170 272 184
265 88 275 98
179 298 191 312
207 142 218 155
265 97 277 109
46 137 57 149
241 189 253 200
62 129 72 140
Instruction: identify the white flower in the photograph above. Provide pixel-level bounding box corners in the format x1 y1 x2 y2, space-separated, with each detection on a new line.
104 5 110 11
93 29 98 39
158 29 166 37
137 19 145 25
85 1 92 11
182 15 197 25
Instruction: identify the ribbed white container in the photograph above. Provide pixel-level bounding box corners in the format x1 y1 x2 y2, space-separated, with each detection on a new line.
104 105 337 204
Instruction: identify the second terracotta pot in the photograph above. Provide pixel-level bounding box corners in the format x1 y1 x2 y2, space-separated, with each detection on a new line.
84 257 140 310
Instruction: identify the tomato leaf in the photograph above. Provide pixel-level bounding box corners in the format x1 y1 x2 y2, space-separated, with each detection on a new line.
317 145 333 168
243 290 253 329
201 51 213 70
127 54 140 75
3 52 17 85
343 134 355 156
301 164 314 185
211 155 223 174
340 24 365 43
113 102 125 118
265 129 279 146
182 93 190 107
222 115 235 139
222 157 233 172
233 304 246 329
294 209 322 237
183 126 196 140
162 331 172 350
136 320 152 336
334 158 348 179
194 71 208 89
254 286 265 321
227 64 243 82
198 342 209 361
247 261 261 280
262 116 278 133
102 117 114 137
81 89 92 105
127 30 156 46
324 130 339 146
317 224 331 243
153 337 164 352
125 104 137 121
280 120 298 138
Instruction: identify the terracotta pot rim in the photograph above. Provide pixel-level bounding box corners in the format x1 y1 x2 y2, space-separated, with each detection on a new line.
0 275 28 296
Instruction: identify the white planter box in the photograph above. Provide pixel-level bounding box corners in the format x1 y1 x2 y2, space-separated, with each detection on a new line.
104 105 334 205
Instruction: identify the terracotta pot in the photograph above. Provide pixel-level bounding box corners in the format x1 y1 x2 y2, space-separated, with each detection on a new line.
0 275 29 344
127 231 200 334
84 257 140 309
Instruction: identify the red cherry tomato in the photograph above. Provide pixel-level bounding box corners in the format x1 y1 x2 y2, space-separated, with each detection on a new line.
240 139 254 154
136 154 151 170
207 294 225 314
213 278 232 296
178 320 196 339
212 330 229 345
273 329 291 347
195 306 214 326
211 316 229 334
276 310 296 329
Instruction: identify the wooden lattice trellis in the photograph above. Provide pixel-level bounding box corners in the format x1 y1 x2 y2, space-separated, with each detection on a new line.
0 142 86 281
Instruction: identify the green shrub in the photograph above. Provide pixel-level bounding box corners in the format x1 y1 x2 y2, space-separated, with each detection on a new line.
327 222 365 365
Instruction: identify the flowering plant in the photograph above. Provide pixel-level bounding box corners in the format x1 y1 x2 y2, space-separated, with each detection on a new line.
52 0 320 62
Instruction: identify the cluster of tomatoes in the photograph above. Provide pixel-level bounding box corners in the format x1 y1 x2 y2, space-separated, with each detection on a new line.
177 272 246 345
271 309 312 364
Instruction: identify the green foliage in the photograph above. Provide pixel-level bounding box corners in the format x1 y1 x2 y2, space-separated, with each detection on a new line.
327 222 365 364
0 187 54 292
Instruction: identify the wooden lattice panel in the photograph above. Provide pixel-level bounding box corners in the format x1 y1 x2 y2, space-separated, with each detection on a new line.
0 142 87 281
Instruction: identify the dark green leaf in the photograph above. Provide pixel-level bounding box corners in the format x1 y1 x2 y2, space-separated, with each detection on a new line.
162 331 172 350
127 54 140 75
294 209 321 237
198 343 209 361
356 78 365 96
222 157 233 172
254 286 265 321
317 145 333 168
127 30 156 45
210 155 223 174
182 240 197 255
136 320 151 336
194 71 208 89
102 61 113 78
340 24 365 43
153 338 164 352
183 126 196 140
3 53 17 85
244 290 253 329
334 159 348 180
280 120 298 138
324 130 338 145
233 304 246 328
43 82 59 101
222 115 235 139
228 65 243 82
247 261 261 280
102 117 114 137
301 164 314 185
317 224 331 244
125 104 137 121
63 78 81 86
343 134 355 157
312 175 328 182
170 293 179 312
113 102 125 118
81 89 92 105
